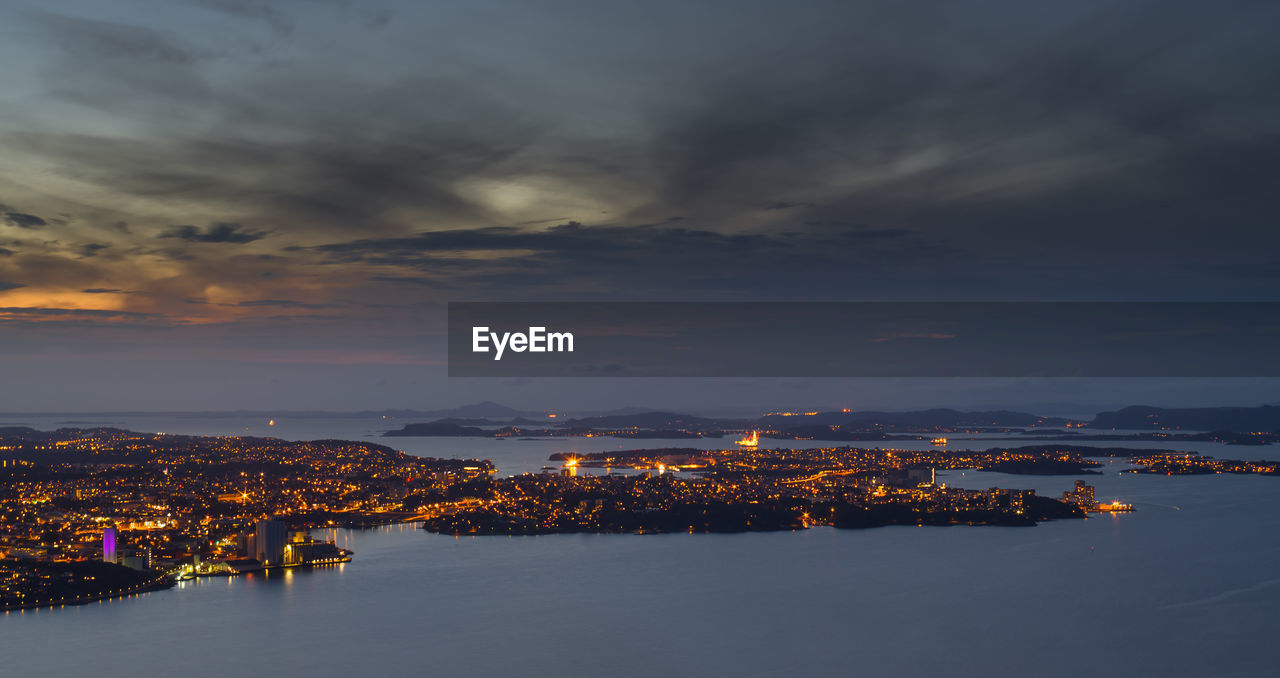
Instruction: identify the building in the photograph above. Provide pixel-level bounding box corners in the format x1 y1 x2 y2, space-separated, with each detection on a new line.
254 518 288 566
882 467 936 488
119 547 152 571
284 539 348 566
238 531 256 559
987 487 1031 512
102 527 119 564
1062 480 1098 511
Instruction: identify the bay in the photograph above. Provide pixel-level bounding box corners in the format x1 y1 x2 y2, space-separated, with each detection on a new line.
3 415 1277 677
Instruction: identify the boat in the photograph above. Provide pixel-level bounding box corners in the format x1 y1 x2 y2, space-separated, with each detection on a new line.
931 437 947 446
736 431 759 449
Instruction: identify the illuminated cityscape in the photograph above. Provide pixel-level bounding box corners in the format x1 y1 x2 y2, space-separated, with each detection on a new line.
3 423 1275 610
0 428 492 609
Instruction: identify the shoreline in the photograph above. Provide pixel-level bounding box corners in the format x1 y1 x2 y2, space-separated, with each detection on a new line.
2 572 174 613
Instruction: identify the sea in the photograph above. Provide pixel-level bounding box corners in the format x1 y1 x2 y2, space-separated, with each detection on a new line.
2 413 1277 678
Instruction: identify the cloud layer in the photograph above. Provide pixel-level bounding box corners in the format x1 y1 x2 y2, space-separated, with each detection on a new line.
0 0 1278 407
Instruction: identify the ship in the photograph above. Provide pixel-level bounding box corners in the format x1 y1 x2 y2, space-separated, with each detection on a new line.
931 437 948 446
736 430 759 449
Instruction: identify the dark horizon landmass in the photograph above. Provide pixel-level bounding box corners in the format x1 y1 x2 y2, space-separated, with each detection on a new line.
382 403 1280 440
8 401 1267 432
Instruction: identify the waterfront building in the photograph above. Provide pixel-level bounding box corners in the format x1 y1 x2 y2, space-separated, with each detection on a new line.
254 519 288 566
238 531 256 559
284 539 348 565
1062 480 1098 510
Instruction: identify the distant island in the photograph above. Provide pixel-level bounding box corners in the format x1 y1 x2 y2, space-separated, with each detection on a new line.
383 404 1280 445
1090 405 1280 433
384 421 494 437
419 472 1086 536
418 443 1275 536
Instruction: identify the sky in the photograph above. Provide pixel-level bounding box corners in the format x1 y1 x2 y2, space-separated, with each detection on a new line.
1 1 1278 413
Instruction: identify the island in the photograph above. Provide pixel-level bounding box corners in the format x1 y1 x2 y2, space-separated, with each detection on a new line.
379 406 1279 446
417 470 1085 536
417 445 1112 536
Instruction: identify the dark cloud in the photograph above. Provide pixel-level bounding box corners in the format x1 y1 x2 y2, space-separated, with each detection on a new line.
0 306 156 319
840 228 913 241
313 220 946 298
639 5 1280 248
516 216 575 226
3 212 47 229
315 221 790 259
0 248 14 256
31 10 197 64
160 223 266 244
1 0 1279 409
77 242 111 257
194 0 389 35
19 9 216 126
0 281 26 291
370 275 441 288
9 1 1275 302
234 299 338 309
82 288 124 294
193 0 294 34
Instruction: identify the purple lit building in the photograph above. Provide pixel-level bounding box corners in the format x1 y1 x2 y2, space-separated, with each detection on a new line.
103 527 118 563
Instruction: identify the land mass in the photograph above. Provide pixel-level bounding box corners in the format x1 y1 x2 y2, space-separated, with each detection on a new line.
1090 405 1280 433
383 404 1280 439
3 425 1275 610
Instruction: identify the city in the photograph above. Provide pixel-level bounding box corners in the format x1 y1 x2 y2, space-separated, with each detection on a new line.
4 425 1274 610
0 427 493 610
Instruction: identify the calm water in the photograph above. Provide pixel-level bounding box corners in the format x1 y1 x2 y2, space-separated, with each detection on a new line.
3 416 1278 677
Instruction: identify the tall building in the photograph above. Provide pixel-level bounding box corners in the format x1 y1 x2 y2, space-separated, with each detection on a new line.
119 547 152 571
1062 480 1098 510
254 518 288 566
102 527 118 564
238 530 256 558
